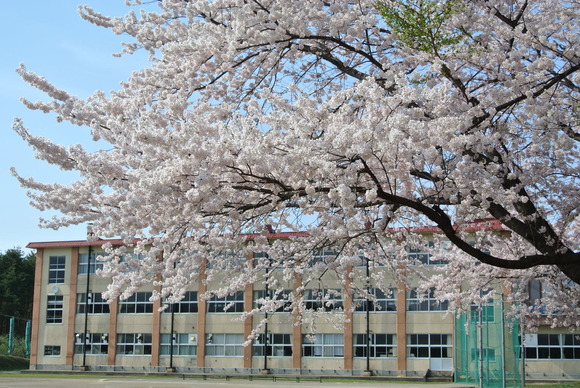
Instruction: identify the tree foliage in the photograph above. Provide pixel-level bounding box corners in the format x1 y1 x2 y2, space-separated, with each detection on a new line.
0 249 35 332
12 0 580 327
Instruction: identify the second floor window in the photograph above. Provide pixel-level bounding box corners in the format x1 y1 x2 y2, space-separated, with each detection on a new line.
77 293 110 314
354 288 396 312
46 295 63 323
207 291 244 313
78 253 105 275
119 292 153 314
407 288 448 312
304 289 343 311
168 291 198 313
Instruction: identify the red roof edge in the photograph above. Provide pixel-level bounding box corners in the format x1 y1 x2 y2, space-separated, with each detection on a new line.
26 219 505 249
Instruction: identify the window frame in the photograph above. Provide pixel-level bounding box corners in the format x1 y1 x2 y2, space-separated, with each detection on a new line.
302 333 344 358
354 288 396 312
207 291 244 313
76 293 110 314
44 345 61 357
252 333 292 357
407 334 452 359
46 294 64 324
353 333 396 358
78 253 106 275
525 333 580 360
205 333 244 357
116 333 152 356
160 333 197 356
253 289 292 313
167 291 198 314
407 288 448 312
74 332 109 355
119 292 153 314
303 289 343 311
48 256 66 284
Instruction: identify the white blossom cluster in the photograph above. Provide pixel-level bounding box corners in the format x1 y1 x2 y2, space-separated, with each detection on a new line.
12 0 580 327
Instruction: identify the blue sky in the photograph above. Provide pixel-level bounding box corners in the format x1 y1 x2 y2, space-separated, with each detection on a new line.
0 2 149 252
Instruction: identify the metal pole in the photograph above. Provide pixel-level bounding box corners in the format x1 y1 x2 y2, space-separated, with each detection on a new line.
365 257 370 373
501 297 506 388
520 318 526 388
479 300 484 388
82 244 92 370
8 317 14 355
169 302 175 370
264 260 270 371
25 320 31 356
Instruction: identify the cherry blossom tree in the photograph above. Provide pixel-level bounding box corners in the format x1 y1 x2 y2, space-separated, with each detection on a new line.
12 0 580 326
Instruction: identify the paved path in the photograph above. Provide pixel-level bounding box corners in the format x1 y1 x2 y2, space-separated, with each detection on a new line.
0 376 475 388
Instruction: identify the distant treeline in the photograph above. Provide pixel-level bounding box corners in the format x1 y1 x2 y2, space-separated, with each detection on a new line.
0 249 35 335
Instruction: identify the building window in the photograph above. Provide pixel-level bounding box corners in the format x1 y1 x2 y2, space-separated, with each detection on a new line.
525 334 580 360
407 242 447 265
207 291 244 313
354 288 396 312
304 289 343 311
353 334 396 358
253 289 291 312
46 295 63 323
160 333 197 356
168 291 198 313
205 333 243 356
407 288 448 311
407 334 452 358
313 247 337 264
48 256 66 284
253 334 292 357
44 345 61 356
74 333 109 355
302 334 344 357
119 292 153 314
116 333 152 355
78 253 105 275
77 293 110 314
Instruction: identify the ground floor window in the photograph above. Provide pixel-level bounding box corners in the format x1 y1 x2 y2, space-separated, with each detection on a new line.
74 332 108 354
407 334 452 358
44 345 61 356
160 333 197 356
116 333 152 355
525 333 580 359
253 333 292 357
205 333 243 356
354 333 396 358
303 333 344 357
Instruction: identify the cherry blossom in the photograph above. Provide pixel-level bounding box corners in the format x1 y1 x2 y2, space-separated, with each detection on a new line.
13 0 580 327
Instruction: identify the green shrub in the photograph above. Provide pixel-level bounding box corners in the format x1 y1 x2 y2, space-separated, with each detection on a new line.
0 334 29 357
